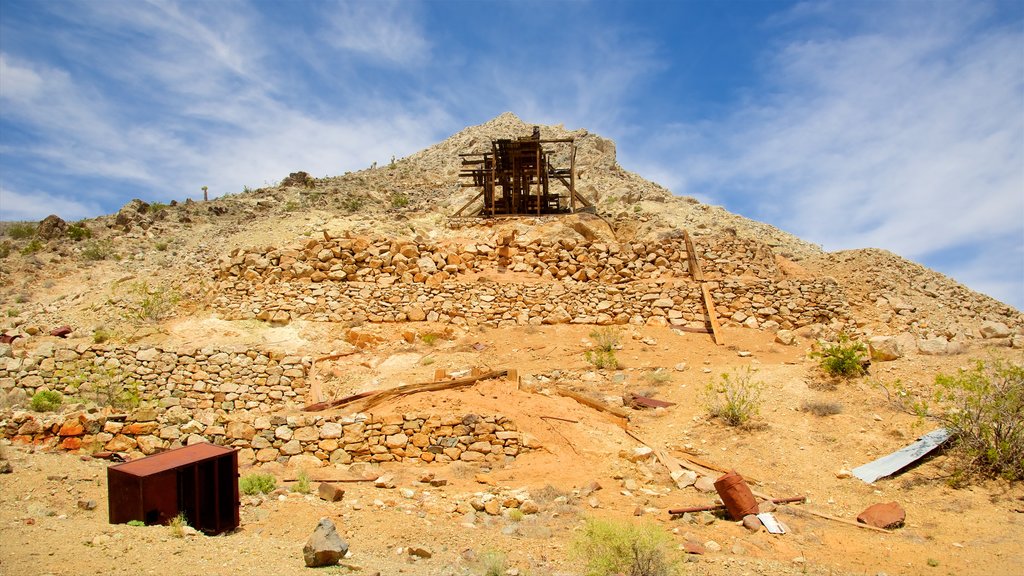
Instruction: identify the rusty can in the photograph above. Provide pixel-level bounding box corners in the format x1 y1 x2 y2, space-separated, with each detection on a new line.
714 471 759 520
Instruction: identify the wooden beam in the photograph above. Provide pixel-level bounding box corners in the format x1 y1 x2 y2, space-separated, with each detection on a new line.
701 283 725 346
682 230 703 281
452 190 484 217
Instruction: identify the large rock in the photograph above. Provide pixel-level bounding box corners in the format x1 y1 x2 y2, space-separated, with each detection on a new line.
36 215 67 240
868 336 903 361
113 199 151 231
303 517 349 567
917 337 952 356
979 321 1011 339
857 502 905 529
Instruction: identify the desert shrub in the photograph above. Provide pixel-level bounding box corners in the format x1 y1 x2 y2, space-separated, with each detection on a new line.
572 517 679 576
801 400 843 416
933 359 1023 481
7 223 36 239
585 349 619 370
154 241 168 251
813 334 868 378
20 239 43 255
6 308 18 317
66 223 91 241
73 369 142 410
283 200 301 212
420 333 440 346
30 390 63 412
644 369 671 385
507 508 524 522
704 368 762 427
421 356 435 366
590 327 621 352
338 194 367 213
0 241 10 258
125 281 180 321
169 512 187 537
240 473 277 495
390 192 409 208
81 240 114 261
93 328 112 344
148 202 168 214
477 549 508 576
293 470 311 494
127 520 145 527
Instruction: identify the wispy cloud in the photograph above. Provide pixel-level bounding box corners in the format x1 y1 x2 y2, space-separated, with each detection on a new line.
320 0 430 66
0 186 102 221
643 3 1023 306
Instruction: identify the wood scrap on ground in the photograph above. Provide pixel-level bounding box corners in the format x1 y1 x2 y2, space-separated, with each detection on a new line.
554 387 631 423
304 369 509 412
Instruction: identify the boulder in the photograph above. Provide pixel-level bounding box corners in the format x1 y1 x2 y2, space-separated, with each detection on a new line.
36 215 67 240
318 482 345 502
302 517 349 567
980 321 1011 339
868 336 903 361
774 330 797 346
857 502 905 529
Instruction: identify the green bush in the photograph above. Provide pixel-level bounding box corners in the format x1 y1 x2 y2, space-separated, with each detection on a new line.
20 239 43 255
127 520 145 527
7 223 36 239
590 327 621 352
148 202 168 214
81 240 114 261
644 369 671 385
30 390 63 412
240 473 277 495
420 333 440 346
390 192 409 208
66 223 91 241
477 549 507 576
704 368 762 427
126 281 180 321
585 349 620 370
169 512 187 537
812 334 868 378
934 359 1023 481
93 328 112 344
572 517 679 576
293 470 311 494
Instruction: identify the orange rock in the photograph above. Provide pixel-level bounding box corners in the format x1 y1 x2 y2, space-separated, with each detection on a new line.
60 437 82 451
58 421 85 437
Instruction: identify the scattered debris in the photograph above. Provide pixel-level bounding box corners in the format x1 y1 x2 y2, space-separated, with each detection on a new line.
757 512 787 534
714 471 759 520
49 326 73 338
303 517 349 568
852 428 950 483
624 393 675 409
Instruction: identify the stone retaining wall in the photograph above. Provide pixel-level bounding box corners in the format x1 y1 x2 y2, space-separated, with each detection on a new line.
0 408 530 467
213 277 852 331
0 345 311 412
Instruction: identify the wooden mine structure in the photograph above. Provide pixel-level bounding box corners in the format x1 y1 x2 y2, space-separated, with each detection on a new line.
454 126 592 217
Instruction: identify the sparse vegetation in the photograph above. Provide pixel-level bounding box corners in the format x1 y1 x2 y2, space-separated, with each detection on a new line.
293 470 311 494
6 308 18 317
93 328 112 344
420 333 440 346
66 223 91 241
585 349 620 370
81 240 115 261
338 194 368 213
644 369 671 385
20 239 43 255
30 390 63 412
801 400 843 416
477 549 508 576
7 223 36 239
421 356 435 366
284 200 301 212
240 473 277 495
127 520 145 527
933 359 1023 481
572 517 679 576
0 241 10 258
70 368 142 410
589 327 621 352
813 333 868 378
154 241 169 251
126 281 181 321
507 508 524 522
705 368 762 427
169 512 187 538
390 192 410 208
148 202 168 214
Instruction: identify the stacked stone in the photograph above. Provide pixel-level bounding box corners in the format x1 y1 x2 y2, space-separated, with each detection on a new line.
213 275 853 331
0 345 311 414
0 408 532 467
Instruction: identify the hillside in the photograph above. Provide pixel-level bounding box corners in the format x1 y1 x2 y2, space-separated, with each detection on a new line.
0 113 1022 576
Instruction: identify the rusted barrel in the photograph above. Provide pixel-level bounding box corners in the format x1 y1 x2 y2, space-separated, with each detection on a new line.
714 471 759 520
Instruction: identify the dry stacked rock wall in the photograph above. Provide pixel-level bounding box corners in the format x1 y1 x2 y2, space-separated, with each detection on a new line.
0 343 529 466
214 234 851 330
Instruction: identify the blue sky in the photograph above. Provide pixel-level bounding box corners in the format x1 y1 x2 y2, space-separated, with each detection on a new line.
1 0 1022 309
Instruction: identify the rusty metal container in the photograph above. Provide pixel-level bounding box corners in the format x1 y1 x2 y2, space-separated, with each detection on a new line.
713 471 759 520
107 443 239 534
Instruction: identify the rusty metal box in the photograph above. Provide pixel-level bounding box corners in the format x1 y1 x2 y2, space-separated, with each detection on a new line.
107 443 239 534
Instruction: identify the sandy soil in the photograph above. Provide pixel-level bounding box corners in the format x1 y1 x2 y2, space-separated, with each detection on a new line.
3 324 1022 576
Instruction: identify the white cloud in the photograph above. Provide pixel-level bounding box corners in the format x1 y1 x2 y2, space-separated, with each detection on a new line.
0 186 102 221
321 0 430 66
641 5 1023 306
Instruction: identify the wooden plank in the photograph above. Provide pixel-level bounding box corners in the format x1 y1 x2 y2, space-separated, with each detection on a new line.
554 387 631 421
701 283 724 346
682 230 703 281
452 190 484 217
